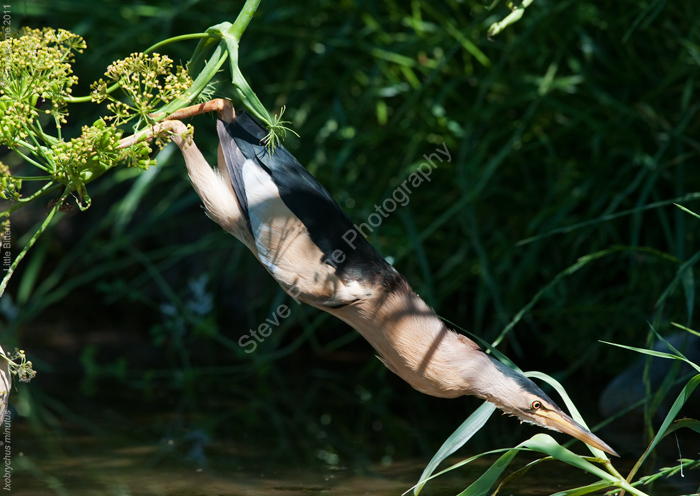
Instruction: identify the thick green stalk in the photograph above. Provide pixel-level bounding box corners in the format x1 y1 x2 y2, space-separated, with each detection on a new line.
157 40 229 117
0 187 71 298
228 0 262 41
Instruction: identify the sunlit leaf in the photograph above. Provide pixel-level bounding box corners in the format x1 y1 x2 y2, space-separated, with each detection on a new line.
671 322 700 339
456 448 520 496
521 435 616 483
625 374 700 482
549 480 614 496
414 401 496 495
602 340 700 374
674 202 700 222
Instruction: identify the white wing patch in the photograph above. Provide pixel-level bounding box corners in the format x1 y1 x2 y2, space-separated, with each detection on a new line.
241 159 370 307
240 158 289 275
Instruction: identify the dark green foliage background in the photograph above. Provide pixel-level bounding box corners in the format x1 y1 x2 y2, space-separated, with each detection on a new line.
5 0 700 466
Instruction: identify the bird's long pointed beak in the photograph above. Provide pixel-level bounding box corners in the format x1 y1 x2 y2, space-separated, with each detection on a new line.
538 409 619 457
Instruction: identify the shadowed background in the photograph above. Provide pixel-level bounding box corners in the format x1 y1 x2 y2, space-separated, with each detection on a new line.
2 0 700 492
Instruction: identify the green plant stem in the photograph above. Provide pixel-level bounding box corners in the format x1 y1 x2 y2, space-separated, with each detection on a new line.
616 482 649 496
68 1 265 124
228 0 262 41
67 33 216 104
8 176 52 181
491 246 679 348
5 183 64 214
30 119 59 147
23 129 58 174
603 460 626 481
517 192 700 246
157 41 229 116
66 84 120 104
0 187 70 298
142 33 211 55
12 148 48 172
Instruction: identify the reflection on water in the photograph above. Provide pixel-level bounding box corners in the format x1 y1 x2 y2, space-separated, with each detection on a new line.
10 436 476 495
9 408 476 496
8 403 698 496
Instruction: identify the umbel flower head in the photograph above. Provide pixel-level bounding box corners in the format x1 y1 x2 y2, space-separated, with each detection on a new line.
0 28 192 212
91 52 192 127
0 27 85 144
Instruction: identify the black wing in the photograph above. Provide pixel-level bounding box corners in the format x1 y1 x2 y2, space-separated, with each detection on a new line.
218 111 396 287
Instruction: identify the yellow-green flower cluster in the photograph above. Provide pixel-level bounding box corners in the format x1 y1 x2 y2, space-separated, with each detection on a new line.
0 29 193 216
47 119 154 209
0 162 21 201
0 28 85 144
0 162 22 200
3 349 36 383
91 52 192 126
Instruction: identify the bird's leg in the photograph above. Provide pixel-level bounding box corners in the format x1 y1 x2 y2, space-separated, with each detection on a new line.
116 119 209 196
117 99 248 243
158 98 234 122
116 119 188 149
117 99 235 149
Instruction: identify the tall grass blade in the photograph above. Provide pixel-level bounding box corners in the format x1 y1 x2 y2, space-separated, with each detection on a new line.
655 249 700 313
491 457 547 494
671 322 700 338
455 448 521 496
492 247 624 348
521 435 646 496
602 340 700 374
625 374 700 483
516 193 700 246
549 480 619 496
414 401 496 495
674 202 700 221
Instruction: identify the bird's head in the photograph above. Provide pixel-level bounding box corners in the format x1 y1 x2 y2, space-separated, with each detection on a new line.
466 353 618 457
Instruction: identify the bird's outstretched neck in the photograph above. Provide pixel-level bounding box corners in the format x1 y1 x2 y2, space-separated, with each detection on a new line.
331 283 619 456
329 279 487 399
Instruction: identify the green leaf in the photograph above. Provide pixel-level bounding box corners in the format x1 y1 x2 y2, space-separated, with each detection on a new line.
602 339 700 374
521 434 616 483
627 374 700 480
459 434 647 496
456 448 521 496
414 401 496 495
663 418 700 436
671 322 700 339
549 480 615 496
674 202 700 222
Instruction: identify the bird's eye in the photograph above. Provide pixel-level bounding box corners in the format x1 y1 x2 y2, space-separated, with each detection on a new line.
531 400 542 410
